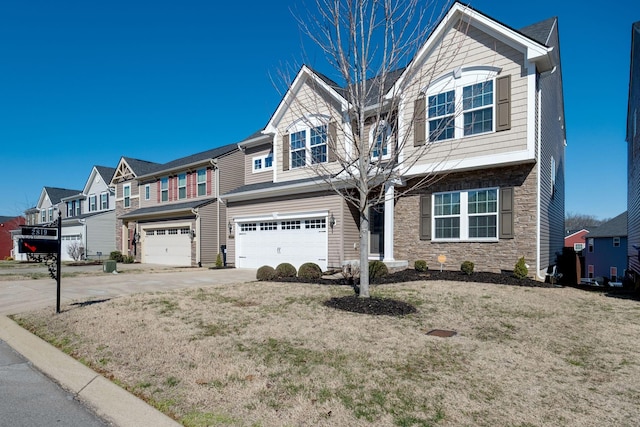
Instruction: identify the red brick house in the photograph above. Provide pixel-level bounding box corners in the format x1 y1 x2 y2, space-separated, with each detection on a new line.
0 215 25 259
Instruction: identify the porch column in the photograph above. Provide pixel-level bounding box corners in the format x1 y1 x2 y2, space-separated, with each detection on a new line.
383 182 395 262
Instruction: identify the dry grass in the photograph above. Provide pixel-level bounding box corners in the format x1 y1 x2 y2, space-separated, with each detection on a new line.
12 280 640 427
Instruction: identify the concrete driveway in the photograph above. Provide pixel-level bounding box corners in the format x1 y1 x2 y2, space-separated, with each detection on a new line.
0 264 257 315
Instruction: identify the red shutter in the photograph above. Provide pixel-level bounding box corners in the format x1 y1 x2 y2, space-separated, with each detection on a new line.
207 168 212 196
186 173 191 198
157 180 161 203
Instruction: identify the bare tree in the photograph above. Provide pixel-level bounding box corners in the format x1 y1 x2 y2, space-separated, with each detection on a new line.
282 0 474 297
565 212 606 233
66 241 84 262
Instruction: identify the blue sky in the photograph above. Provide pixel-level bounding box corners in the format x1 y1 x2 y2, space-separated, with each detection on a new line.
0 0 635 220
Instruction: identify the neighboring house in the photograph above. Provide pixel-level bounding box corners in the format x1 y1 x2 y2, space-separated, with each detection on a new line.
565 229 589 253
13 187 80 261
221 2 565 278
0 215 25 259
111 144 243 266
584 212 627 282
627 21 640 282
59 165 117 261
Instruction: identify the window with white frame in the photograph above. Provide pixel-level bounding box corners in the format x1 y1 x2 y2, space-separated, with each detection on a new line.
89 195 97 212
588 238 594 253
197 169 206 196
252 152 274 173
48 207 54 221
41 210 46 223
178 173 187 199
613 237 620 247
610 266 618 282
426 68 498 142
123 184 131 208
67 202 73 217
288 117 329 169
160 178 168 202
433 188 498 241
144 185 150 201
75 200 81 216
100 193 108 210
370 121 392 159
574 243 585 252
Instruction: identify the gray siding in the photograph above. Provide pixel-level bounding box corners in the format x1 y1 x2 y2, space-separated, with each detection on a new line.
628 23 640 275
244 143 275 186
218 149 245 195
537 21 566 272
85 211 116 259
199 201 222 265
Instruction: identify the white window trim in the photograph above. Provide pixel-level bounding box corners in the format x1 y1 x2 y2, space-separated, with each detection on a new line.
89 194 97 212
160 178 169 202
144 184 150 201
432 187 499 242
369 120 392 161
196 168 207 196
178 173 187 200
287 115 330 169
100 192 109 210
123 184 131 208
252 153 274 173
425 67 500 142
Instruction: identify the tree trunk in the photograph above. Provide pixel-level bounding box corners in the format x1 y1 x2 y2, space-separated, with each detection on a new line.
359 210 370 298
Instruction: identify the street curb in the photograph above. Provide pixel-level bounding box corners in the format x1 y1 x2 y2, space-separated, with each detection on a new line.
0 315 180 427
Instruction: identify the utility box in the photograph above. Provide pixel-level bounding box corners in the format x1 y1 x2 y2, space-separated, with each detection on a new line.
103 260 117 273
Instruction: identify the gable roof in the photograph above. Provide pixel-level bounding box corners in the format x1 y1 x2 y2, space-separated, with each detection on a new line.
587 212 627 238
43 187 82 205
519 17 557 46
95 165 116 183
137 143 238 179
122 157 160 176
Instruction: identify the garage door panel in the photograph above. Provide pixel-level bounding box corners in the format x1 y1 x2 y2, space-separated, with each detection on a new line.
143 227 191 266
236 218 327 271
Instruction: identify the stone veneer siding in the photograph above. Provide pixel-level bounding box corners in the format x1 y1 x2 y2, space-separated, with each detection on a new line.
394 164 538 274
115 197 140 261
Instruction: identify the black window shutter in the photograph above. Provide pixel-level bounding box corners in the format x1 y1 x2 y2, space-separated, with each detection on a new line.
499 187 514 239
328 122 337 162
420 194 431 240
496 75 511 132
414 95 426 146
282 134 290 171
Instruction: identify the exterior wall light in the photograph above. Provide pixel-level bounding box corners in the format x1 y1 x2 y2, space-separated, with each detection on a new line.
329 213 336 229
228 221 233 235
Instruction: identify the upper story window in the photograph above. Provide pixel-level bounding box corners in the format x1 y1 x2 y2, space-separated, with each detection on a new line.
613 237 620 247
41 210 46 223
75 200 81 216
67 202 73 217
100 193 108 210
252 152 274 173
178 173 187 199
588 238 594 253
370 121 392 159
288 117 329 169
123 184 131 208
48 207 54 221
160 178 169 202
433 188 498 241
197 169 206 196
89 195 97 212
144 185 150 201
425 67 503 143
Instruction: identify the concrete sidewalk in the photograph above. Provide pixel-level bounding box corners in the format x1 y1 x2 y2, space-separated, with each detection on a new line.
0 266 257 426
0 316 179 427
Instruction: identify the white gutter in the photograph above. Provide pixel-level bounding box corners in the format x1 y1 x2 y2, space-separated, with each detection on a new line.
536 78 544 280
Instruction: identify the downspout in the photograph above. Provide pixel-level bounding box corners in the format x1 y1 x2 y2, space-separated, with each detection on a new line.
210 159 220 256
191 207 200 266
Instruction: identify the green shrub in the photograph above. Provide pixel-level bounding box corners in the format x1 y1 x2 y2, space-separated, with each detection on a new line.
369 260 389 281
109 251 123 262
215 252 223 268
414 260 428 272
123 255 135 264
461 260 474 275
298 262 322 280
514 256 528 279
256 265 276 281
275 263 297 278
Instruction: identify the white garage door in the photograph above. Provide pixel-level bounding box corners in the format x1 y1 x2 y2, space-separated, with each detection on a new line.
61 235 82 261
143 227 191 266
236 218 327 271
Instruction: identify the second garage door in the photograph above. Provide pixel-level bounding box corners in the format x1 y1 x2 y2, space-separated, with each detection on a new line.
143 227 192 266
236 217 327 271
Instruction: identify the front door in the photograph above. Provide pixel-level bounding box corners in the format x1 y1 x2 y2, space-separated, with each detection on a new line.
369 205 384 257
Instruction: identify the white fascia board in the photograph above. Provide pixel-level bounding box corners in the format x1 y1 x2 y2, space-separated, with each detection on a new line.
238 133 272 149
265 65 349 133
387 3 552 99
81 167 99 195
221 180 333 203
402 148 535 177
233 210 329 223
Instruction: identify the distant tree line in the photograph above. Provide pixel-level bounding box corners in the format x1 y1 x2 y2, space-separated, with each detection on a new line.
565 212 608 233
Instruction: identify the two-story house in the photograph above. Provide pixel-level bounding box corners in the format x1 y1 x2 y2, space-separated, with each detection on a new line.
111 144 243 266
1 215 25 259
584 212 627 283
627 21 640 285
222 2 565 278
59 165 117 260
